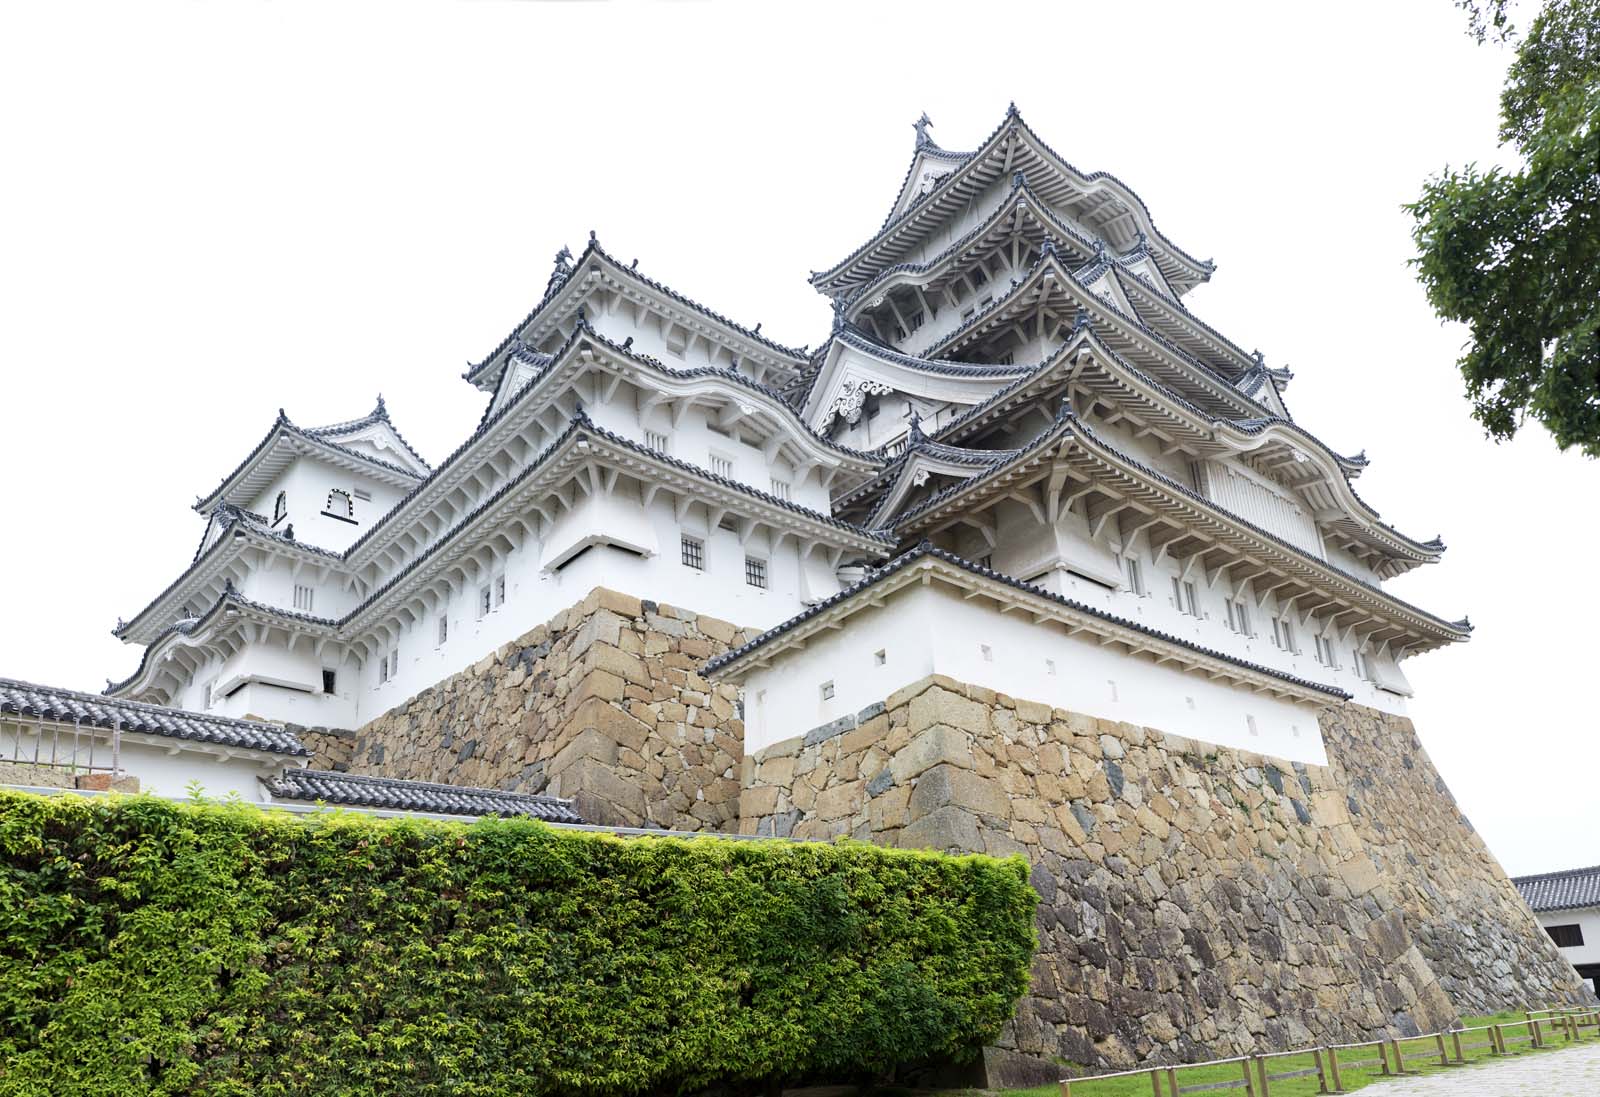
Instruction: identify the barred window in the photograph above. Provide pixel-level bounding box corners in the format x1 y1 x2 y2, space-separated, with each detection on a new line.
709 452 734 478
681 534 704 571
437 614 448 646
293 584 315 612
645 429 670 452
769 479 791 500
745 556 767 589
495 575 506 607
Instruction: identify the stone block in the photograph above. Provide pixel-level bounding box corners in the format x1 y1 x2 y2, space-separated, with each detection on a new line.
695 614 737 645
897 804 980 852
740 784 781 817
908 685 988 736
909 763 1010 821
593 588 643 620
558 761 647 827
565 698 652 755
585 642 650 687
890 724 973 783
548 727 618 777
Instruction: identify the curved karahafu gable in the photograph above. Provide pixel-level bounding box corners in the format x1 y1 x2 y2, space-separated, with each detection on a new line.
466 237 810 395
801 328 1031 433
811 106 1215 299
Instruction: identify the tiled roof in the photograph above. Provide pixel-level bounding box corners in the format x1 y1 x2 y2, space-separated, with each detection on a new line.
0 676 308 756
1513 865 1600 913
263 768 582 821
468 237 807 386
703 543 1350 700
193 410 423 514
814 105 1213 292
305 394 432 472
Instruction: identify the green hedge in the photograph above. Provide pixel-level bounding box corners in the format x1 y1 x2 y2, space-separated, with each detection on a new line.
0 792 1035 1096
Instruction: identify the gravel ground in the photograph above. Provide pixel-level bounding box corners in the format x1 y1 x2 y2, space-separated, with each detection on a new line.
1361 1042 1600 1096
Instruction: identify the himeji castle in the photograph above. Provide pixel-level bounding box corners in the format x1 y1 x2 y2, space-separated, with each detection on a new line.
13 106 1593 1077
108 106 1465 769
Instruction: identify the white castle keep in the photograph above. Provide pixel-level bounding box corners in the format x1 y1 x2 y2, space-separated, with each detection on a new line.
105 107 1469 771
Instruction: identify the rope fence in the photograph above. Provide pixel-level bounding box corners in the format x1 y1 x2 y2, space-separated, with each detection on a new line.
1060 1007 1600 1096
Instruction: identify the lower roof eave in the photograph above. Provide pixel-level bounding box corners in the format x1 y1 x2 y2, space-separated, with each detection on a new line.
704 546 1350 707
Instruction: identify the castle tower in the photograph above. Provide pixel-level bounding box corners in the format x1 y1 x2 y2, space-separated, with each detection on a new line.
104 108 1593 1078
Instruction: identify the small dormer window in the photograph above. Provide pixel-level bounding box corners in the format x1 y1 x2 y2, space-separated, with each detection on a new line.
272 491 288 526
322 489 356 524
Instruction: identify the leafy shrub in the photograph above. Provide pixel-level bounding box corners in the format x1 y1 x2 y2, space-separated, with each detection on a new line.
0 792 1035 1096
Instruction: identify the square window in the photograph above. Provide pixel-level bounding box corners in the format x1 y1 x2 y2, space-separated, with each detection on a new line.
820 680 835 701
874 649 887 666
744 556 767 589
681 534 705 571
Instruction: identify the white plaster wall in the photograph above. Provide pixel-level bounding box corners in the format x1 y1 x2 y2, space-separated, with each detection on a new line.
247 457 407 555
739 583 1330 765
0 721 285 801
1535 908 1600 968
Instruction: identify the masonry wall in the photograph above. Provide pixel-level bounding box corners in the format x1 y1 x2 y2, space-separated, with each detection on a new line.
1319 704 1586 1014
322 588 756 831
739 675 1592 1075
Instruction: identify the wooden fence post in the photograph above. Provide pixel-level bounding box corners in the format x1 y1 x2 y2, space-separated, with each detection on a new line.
1326 1046 1343 1093
1241 1056 1257 1096
1451 1029 1465 1063
1150 1067 1163 1097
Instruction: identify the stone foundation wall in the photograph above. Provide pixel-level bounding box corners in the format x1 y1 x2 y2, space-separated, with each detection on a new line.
740 675 1590 1073
1321 705 1583 1014
329 588 757 830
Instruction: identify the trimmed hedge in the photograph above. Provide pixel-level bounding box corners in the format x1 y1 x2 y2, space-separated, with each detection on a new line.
0 792 1035 1096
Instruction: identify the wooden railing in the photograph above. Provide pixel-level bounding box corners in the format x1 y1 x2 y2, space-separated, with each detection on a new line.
1060 1008 1600 1095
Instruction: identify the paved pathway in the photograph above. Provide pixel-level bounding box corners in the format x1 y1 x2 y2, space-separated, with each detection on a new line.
1362 1042 1600 1095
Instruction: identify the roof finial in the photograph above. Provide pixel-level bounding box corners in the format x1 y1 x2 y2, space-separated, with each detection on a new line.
1253 349 1265 367
1012 169 1025 190
907 408 924 444
832 296 848 332
375 393 387 415
1006 101 1021 119
753 322 762 334
1040 237 1056 259
588 229 597 245
630 257 638 269
913 111 933 147
553 244 572 269
1093 238 1106 259
1134 228 1148 250
622 336 634 350
1073 306 1090 332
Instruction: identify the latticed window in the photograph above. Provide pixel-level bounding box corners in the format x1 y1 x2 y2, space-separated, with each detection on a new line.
681 534 704 571
744 557 767 589
293 584 315 612
645 429 671 452
324 489 354 520
769 479 790 500
710 453 734 479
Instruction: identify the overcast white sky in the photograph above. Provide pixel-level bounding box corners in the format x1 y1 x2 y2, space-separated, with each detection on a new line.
1 1 1594 875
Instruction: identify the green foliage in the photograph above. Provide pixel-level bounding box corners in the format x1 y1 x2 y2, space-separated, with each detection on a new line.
0 792 1036 1096
1410 0 1600 455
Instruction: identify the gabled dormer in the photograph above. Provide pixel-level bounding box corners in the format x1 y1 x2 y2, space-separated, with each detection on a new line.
193 402 427 553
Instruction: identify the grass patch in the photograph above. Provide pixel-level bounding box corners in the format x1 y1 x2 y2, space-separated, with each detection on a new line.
992 1012 1594 1096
